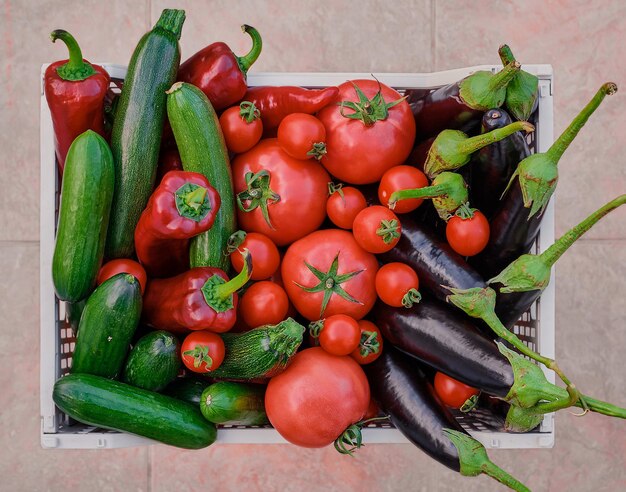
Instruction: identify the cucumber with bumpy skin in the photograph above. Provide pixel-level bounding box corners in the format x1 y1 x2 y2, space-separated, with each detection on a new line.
200 382 268 425
122 331 181 391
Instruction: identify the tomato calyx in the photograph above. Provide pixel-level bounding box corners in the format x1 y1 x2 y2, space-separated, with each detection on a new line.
174 183 211 221
238 101 261 123
358 329 380 358
334 416 390 456
376 219 401 244
328 181 344 198
308 319 324 339
339 80 406 127
295 253 364 318
307 142 327 161
182 344 213 369
460 394 480 413
236 170 281 229
454 202 477 220
401 288 422 308
202 250 252 312
226 230 248 254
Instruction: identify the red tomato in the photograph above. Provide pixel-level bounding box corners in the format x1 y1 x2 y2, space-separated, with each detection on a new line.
352 206 401 254
230 231 280 281
364 397 381 420
181 331 225 373
265 347 370 447
317 79 415 184
350 320 383 365
233 139 330 246
319 314 361 356
282 229 379 321
434 372 480 409
277 113 327 160
97 259 147 295
378 165 429 213
326 185 367 229
240 281 289 328
375 263 420 308
219 102 263 154
445 210 490 257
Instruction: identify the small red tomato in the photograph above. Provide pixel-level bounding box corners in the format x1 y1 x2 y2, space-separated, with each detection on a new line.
229 231 281 281
240 281 290 328
434 372 480 409
375 263 420 308
181 331 225 373
350 320 383 365
326 184 367 230
318 314 361 356
352 205 401 254
445 208 490 257
277 113 327 160
219 101 263 154
378 165 429 213
97 259 147 295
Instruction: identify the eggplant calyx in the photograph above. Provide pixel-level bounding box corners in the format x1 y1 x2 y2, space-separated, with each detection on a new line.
445 286 497 319
339 80 406 126
459 62 520 111
488 254 550 294
236 170 281 229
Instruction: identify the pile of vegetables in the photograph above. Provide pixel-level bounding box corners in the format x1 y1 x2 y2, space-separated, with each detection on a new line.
46 8 624 490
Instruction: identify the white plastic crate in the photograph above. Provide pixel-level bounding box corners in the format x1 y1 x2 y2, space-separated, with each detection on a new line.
40 64 556 449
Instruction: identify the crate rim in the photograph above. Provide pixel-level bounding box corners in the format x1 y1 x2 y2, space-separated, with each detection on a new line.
40 64 555 449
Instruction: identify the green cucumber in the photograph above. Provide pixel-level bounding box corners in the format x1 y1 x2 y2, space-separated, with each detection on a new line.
53 373 216 449
122 331 181 391
71 274 142 378
200 382 268 425
163 378 211 406
66 299 86 334
166 81 235 271
52 130 114 302
209 318 304 380
106 9 185 258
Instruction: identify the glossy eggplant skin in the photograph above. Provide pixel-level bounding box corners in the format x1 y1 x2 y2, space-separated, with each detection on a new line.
365 345 464 472
407 84 483 140
470 109 531 218
494 289 541 329
470 180 545 279
373 299 514 398
379 217 486 302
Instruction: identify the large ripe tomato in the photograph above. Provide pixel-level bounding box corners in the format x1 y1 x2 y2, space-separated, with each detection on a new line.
434 372 480 409
265 347 370 447
97 259 147 295
239 281 290 328
232 139 330 246
378 165 429 213
219 102 263 154
281 229 379 321
317 79 416 184
445 208 490 257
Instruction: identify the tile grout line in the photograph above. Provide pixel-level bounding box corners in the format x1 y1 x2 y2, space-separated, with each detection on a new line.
148 445 153 492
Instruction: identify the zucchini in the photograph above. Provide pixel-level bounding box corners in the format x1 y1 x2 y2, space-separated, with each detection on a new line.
200 382 268 425
71 274 142 378
53 373 216 449
166 81 235 271
209 318 304 380
52 130 114 301
122 331 181 391
66 299 86 334
163 378 211 406
106 9 185 258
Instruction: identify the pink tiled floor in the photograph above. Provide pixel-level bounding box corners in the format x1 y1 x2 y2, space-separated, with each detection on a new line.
2 0 625 490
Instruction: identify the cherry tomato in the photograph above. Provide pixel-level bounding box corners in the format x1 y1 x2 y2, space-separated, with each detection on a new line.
434 372 480 409
375 263 420 308
240 281 290 328
352 206 401 254
318 314 361 356
445 209 490 257
277 113 327 160
350 320 383 365
233 139 330 246
265 347 370 447
229 231 280 280
181 331 225 373
317 79 416 184
219 101 263 154
97 259 147 295
326 185 367 229
282 229 379 321
378 165 429 213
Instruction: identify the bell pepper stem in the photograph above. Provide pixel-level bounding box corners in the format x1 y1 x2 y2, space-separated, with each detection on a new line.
237 25 263 74
498 44 516 65
201 251 253 313
50 30 96 81
459 121 534 156
487 61 521 92
184 186 208 211
541 194 626 267
547 82 617 162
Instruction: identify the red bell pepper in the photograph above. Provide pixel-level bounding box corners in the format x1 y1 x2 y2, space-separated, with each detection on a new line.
45 30 110 175
134 171 221 278
177 25 262 111
243 86 340 131
143 252 252 333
